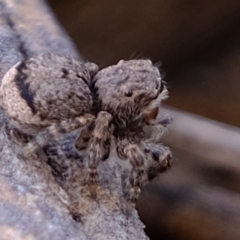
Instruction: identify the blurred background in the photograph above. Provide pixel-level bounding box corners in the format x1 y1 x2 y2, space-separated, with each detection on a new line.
46 1 240 239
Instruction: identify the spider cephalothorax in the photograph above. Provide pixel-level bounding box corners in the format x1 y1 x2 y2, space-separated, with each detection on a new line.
93 59 168 130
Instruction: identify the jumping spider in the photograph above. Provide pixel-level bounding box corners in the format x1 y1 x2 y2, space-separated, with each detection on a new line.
0 53 172 203
90 60 172 201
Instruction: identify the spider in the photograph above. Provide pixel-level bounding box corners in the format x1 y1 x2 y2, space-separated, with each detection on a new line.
0 54 172 203
88 59 172 201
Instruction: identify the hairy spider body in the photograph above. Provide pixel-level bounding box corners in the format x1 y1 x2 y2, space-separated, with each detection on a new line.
1 54 172 205
91 59 172 201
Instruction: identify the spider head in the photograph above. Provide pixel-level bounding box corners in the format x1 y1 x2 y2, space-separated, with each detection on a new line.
93 59 168 130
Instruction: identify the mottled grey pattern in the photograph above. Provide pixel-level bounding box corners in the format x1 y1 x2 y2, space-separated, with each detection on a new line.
91 59 172 201
0 54 172 204
43 58 172 203
94 59 168 129
0 53 98 159
0 53 97 128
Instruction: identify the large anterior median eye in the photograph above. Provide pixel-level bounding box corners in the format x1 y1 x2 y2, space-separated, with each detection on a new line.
125 90 133 97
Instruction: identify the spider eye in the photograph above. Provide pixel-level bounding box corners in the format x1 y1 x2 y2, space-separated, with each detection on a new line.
125 90 133 97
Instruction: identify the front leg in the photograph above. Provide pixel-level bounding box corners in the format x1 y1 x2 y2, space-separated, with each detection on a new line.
116 138 148 203
85 111 113 185
116 137 172 203
139 139 172 181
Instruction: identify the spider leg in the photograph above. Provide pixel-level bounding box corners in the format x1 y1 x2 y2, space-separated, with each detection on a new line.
143 114 172 142
85 111 113 185
116 138 148 203
4 123 34 144
23 113 95 157
75 119 95 151
140 139 172 181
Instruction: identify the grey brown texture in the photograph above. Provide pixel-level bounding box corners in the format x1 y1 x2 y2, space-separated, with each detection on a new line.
87 59 171 201
94 59 168 129
0 0 149 239
0 53 96 128
0 48 172 205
